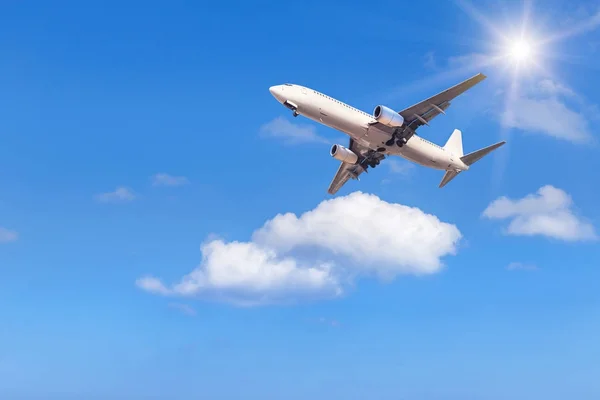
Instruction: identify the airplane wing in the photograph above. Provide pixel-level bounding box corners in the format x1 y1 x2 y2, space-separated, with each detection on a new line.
327 138 385 195
398 73 486 131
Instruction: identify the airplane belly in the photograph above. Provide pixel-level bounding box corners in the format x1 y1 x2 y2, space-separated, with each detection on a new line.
298 97 392 150
399 143 446 170
322 108 370 142
331 118 359 136
398 149 431 167
364 125 392 147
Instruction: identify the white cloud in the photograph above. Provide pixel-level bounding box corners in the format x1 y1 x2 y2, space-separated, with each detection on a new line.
137 192 462 305
152 173 189 187
507 262 539 271
136 276 171 295
95 186 136 203
483 185 597 241
253 192 460 276
260 117 330 144
137 240 340 306
0 227 18 243
501 79 594 143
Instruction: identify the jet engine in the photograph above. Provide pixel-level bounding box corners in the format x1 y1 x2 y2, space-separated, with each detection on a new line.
373 105 404 127
330 144 358 164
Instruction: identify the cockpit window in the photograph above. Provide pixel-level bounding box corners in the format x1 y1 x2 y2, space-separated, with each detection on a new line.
284 83 293 86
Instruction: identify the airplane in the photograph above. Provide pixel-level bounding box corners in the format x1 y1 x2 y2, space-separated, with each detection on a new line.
268 73 506 195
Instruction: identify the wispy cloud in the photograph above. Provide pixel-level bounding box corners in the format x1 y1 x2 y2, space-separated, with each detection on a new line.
507 262 539 271
260 116 330 145
386 159 415 176
152 173 189 187
483 185 597 242
447 52 496 69
537 79 575 98
168 302 197 316
137 192 462 306
94 187 136 203
545 6 600 44
0 227 18 243
424 51 437 70
501 79 595 144
307 317 341 327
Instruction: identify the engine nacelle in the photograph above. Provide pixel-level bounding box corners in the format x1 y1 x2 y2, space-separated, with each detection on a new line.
330 144 358 164
373 105 404 127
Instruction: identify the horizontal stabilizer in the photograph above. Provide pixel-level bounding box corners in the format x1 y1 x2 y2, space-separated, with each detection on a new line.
439 170 461 188
460 141 506 166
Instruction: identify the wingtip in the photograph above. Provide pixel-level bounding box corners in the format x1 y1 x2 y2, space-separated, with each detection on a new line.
466 72 487 84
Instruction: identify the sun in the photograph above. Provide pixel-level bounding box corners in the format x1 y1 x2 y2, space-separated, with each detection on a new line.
509 40 532 62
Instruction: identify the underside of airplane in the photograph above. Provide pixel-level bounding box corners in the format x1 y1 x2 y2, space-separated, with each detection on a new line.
269 73 506 194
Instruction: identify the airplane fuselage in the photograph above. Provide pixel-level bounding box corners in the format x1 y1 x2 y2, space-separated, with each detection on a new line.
269 83 469 172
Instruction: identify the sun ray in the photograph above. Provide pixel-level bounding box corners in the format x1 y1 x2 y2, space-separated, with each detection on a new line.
454 0 509 42
491 67 522 192
520 0 534 38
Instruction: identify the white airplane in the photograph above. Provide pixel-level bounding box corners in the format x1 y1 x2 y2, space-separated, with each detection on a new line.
269 73 506 194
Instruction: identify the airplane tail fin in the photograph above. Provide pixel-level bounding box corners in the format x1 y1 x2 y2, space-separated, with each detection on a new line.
443 129 464 157
460 141 506 166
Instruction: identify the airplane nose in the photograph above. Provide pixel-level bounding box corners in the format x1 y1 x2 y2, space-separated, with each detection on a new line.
269 85 284 102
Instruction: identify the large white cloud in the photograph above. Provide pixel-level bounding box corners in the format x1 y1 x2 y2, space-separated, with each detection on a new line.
483 185 597 241
137 192 462 305
253 192 460 277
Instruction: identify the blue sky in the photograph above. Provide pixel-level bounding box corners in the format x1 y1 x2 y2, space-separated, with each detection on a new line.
1 0 600 398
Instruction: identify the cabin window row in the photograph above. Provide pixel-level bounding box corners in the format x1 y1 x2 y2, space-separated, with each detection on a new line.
313 91 372 117
417 136 442 149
